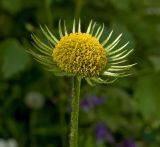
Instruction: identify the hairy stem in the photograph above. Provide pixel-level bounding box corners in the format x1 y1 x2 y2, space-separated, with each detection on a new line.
70 76 81 147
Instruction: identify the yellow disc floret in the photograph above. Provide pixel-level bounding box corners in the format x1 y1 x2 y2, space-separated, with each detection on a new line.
53 32 107 77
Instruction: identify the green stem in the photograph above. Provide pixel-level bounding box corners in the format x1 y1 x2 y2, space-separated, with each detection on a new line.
59 97 67 147
70 76 81 147
44 0 53 28
30 110 37 147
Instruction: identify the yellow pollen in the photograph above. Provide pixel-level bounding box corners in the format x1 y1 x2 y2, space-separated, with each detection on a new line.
53 32 107 77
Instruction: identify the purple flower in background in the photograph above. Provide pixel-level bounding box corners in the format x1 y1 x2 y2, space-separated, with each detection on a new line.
95 122 115 144
117 138 136 147
80 95 106 112
123 138 136 147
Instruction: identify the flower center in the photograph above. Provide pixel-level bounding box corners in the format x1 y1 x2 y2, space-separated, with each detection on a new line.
53 32 107 77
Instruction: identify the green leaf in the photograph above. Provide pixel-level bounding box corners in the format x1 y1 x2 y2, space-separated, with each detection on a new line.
134 73 160 121
109 0 130 11
6 118 23 139
84 136 95 147
149 55 160 72
1 0 23 14
0 39 30 78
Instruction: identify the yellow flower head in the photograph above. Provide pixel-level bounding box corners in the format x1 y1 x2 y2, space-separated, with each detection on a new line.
28 20 136 85
53 32 107 77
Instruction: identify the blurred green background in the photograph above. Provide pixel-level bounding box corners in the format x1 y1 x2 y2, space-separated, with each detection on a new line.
0 0 160 146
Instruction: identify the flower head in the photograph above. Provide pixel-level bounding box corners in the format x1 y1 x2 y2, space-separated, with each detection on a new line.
28 19 136 85
53 32 107 77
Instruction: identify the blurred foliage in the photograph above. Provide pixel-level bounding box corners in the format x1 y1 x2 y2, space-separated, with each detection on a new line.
0 0 160 147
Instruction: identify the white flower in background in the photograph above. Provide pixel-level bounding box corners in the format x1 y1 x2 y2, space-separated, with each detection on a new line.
7 139 18 147
25 91 45 109
0 139 6 147
0 139 18 147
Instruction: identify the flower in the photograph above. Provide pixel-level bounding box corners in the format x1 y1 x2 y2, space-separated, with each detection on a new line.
95 122 115 144
24 91 45 109
118 138 136 147
122 138 136 147
28 19 136 85
0 139 18 147
7 139 18 147
80 95 106 112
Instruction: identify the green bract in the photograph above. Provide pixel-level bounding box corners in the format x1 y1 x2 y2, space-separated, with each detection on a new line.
28 20 136 86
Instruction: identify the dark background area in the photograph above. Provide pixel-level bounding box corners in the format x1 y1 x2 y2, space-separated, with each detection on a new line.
0 0 160 146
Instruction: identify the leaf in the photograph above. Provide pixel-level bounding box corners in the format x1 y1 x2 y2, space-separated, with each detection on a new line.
84 136 95 147
149 55 160 72
134 73 160 121
1 0 23 14
6 118 23 139
109 0 130 11
0 39 30 78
